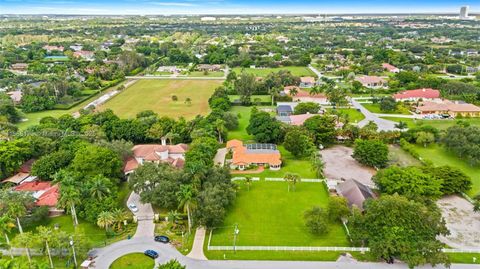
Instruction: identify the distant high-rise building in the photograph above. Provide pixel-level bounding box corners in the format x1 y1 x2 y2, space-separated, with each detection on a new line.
460 6 470 19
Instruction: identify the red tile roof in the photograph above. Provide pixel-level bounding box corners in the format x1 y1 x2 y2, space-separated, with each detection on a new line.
393 88 440 100
19 159 35 173
228 140 282 166
284 86 327 99
289 114 316 126
300 77 316 84
14 181 52 192
14 181 59 207
36 185 60 207
382 63 399 72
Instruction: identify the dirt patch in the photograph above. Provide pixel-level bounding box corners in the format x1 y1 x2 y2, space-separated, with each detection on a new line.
437 195 480 249
320 145 376 186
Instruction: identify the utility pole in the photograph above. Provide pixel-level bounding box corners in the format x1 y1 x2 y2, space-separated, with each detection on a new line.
233 224 239 253
70 236 78 268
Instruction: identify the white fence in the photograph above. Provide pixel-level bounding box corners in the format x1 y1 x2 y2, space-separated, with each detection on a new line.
265 178 325 182
207 245 480 253
207 246 369 252
231 177 260 181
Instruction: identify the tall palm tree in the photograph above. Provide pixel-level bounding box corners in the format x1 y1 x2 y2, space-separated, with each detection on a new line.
289 87 298 97
36 226 54 269
111 209 129 231
89 176 111 200
97 211 115 233
215 119 225 143
57 187 80 227
269 86 281 106
283 173 301 192
15 231 33 264
309 85 323 96
0 215 15 259
245 176 252 191
310 152 325 179
176 185 197 234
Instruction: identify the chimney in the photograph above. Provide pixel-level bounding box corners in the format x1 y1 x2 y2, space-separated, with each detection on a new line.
161 137 167 146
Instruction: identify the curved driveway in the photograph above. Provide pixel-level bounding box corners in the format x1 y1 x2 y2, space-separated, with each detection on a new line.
351 99 397 131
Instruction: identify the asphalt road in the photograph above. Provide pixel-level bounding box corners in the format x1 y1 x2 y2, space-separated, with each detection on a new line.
351 99 398 131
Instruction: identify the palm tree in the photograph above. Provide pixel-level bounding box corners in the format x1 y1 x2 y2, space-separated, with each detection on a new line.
245 176 252 191
284 173 301 192
269 86 281 106
57 186 80 227
0 215 15 259
36 226 54 269
111 209 129 231
89 176 111 201
289 87 298 97
15 231 33 264
8 202 26 234
309 85 323 96
215 119 225 143
167 210 181 229
395 121 408 131
176 185 197 234
310 152 325 179
97 211 115 233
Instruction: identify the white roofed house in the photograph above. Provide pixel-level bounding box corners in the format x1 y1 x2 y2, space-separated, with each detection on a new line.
123 138 188 175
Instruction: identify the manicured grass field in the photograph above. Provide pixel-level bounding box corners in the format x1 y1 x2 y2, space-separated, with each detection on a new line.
413 144 480 197
227 106 275 141
362 103 411 115
327 108 365 123
232 66 316 77
209 181 348 247
100 80 222 119
16 81 126 130
447 253 480 264
204 249 351 261
380 117 480 130
109 253 155 269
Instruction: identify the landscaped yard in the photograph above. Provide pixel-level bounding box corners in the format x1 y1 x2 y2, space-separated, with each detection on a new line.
232 66 316 77
362 103 411 115
327 108 365 123
380 117 480 130
109 253 155 269
209 180 349 247
154 221 195 255
413 144 480 197
100 79 222 119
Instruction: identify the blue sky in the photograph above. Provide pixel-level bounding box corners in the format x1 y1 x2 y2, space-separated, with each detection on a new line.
0 0 478 15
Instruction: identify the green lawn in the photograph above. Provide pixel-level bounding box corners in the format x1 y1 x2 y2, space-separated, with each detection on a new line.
100 79 223 119
227 106 276 141
413 144 480 197
388 145 421 167
328 108 365 123
204 249 351 261
16 81 126 130
228 95 271 103
209 181 348 247
447 253 480 264
109 253 155 269
362 103 411 115
187 71 224 77
232 66 316 77
380 117 480 130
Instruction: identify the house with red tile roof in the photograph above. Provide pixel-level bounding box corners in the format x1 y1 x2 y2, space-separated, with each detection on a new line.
226 140 281 171
284 86 329 105
276 113 317 126
14 181 62 215
124 138 188 175
1 159 37 185
382 63 400 73
355 76 387 89
393 88 441 102
416 100 480 118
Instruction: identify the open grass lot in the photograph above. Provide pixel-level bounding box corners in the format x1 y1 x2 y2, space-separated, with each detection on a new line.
413 144 480 197
362 103 411 115
328 108 365 123
100 79 222 119
204 249 353 261
447 253 480 264
232 66 316 77
209 181 348 247
109 253 155 269
227 106 275 141
380 117 480 130
16 81 127 130
388 145 421 167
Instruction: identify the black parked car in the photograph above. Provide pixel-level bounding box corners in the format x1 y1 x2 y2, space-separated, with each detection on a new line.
144 250 159 259
154 235 170 243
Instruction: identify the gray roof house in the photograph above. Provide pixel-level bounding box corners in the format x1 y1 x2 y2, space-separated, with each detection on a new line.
336 179 376 211
276 105 293 116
